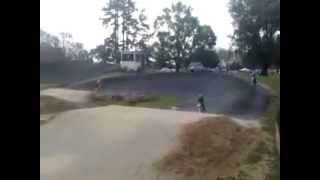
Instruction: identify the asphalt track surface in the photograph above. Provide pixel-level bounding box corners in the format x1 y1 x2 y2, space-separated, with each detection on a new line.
77 72 270 119
40 62 120 84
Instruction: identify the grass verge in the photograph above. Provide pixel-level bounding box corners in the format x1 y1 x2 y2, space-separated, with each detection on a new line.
41 93 178 116
233 72 280 180
133 95 178 108
88 93 177 108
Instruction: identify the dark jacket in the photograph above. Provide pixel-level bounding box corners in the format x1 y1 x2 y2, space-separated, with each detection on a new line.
198 96 204 105
197 96 206 112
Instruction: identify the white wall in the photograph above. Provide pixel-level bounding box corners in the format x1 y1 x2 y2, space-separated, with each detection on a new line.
120 61 142 71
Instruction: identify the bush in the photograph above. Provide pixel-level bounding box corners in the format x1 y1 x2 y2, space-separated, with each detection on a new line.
189 49 220 68
228 62 242 70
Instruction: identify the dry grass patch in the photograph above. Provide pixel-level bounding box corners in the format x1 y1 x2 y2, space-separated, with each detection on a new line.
155 116 260 178
40 95 82 114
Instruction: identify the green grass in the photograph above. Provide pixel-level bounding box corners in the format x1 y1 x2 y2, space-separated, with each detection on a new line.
133 95 178 108
261 97 280 136
265 157 280 180
255 75 280 180
235 72 280 180
217 170 250 180
88 92 178 109
42 92 178 115
261 96 280 180
236 71 280 95
257 76 280 95
245 140 272 164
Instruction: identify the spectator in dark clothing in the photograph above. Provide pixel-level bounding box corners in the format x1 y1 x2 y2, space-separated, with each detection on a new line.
197 94 207 113
251 71 257 86
96 78 103 93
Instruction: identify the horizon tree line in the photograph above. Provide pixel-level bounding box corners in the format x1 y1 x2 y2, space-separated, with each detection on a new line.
40 0 280 76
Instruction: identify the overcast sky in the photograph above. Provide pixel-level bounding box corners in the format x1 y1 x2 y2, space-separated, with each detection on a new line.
40 0 234 50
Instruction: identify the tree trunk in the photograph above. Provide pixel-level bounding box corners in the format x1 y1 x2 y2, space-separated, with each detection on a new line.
175 66 180 72
126 33 129 51
175 60 180 72
115 9 120 64
261 63 269 76
122 25 125 52
276 64 280 74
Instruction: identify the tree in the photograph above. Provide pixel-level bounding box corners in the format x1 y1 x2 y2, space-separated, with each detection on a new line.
151 32 172 68
273 33 280 70
40 30 61 48
229 0 280 76
153 2 217 72
132 9 151 49
228 61 242 70
40 30 66 63
40 30 90 63
40 43 66 63
59 32 73 49
216 48 242 70
102 0 121 62
190 48 220 68
89 44 113 63
69 43 90 61
102 0 150 63
217 48 231 63
57 33 90 61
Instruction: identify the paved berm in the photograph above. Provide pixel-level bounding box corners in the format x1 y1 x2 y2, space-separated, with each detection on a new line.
75 72 270 119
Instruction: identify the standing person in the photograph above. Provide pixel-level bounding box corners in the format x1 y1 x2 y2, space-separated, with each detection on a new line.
197 94 207 113
251 71 257 86
253 72 257 86
96 78 103 93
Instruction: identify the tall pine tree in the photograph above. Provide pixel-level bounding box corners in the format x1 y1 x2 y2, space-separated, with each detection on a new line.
102 0 150 63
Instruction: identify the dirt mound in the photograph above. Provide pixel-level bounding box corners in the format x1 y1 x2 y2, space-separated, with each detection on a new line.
156 116 259 178
40 88 91 104
41 92 157 115
40 95 82 114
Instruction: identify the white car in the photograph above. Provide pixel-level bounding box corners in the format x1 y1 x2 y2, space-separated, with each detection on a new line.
160 67 174 72
189 63 204 72
190 66 204 72
209 67 220 72
240 68 251 72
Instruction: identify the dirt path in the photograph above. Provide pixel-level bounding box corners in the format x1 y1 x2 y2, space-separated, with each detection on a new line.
41 106 226 180
41 106 261 180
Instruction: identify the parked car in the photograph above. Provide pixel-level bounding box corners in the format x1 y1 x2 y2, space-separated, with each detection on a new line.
240 68 251 72
160 67 174 73
229 70 238 74
203 68 212 72
209 67 220 73
220 67 227 72
189 62 205 72
180 68 189 72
